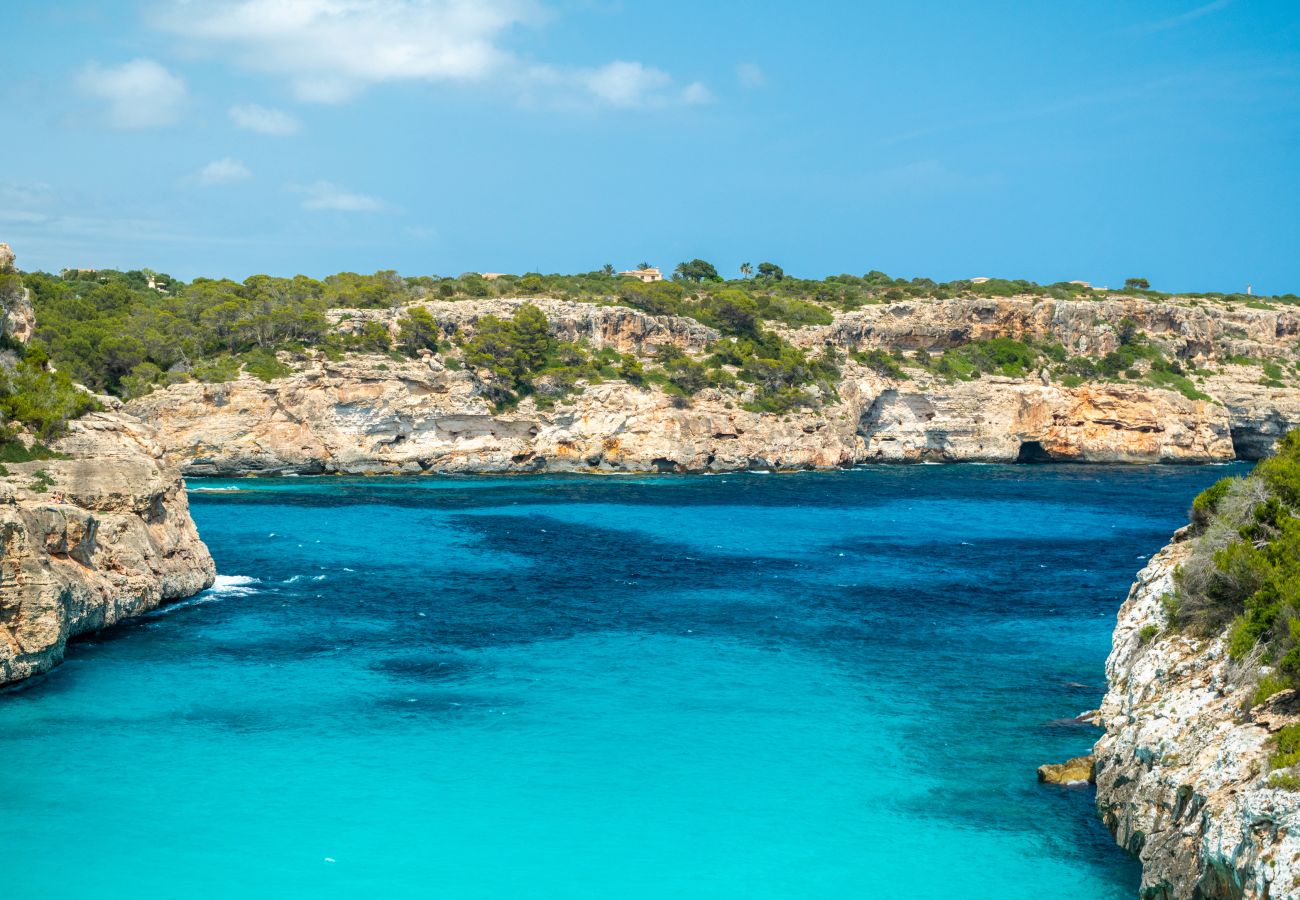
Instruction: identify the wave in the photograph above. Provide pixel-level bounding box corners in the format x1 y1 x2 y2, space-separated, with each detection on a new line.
192 486 243 493
143 575 260 618
209 574 262 597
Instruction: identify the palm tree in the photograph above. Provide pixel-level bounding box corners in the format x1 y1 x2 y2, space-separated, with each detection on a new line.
602 264 615 275
637 261 651 271
740 262 753 279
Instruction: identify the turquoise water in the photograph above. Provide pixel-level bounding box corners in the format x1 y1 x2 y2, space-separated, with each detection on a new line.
0 465 1244 897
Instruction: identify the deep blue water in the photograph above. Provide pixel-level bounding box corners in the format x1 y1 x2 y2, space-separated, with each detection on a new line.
0 464 1245 897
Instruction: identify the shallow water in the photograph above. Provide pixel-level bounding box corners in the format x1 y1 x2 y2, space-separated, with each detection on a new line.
0 465 1244 897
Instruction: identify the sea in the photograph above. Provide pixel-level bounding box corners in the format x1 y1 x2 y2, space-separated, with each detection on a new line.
0 463 1245 898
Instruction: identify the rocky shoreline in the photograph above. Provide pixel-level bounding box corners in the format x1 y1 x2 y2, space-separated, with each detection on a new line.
0 409 215 686
1090 532 1300 899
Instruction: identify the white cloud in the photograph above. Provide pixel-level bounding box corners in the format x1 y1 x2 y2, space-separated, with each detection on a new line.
681 81 713 105
584 61 671 108
297 181 385 212
197 157 252 185
75 58 187 129
153 0 533 102
736 63 765 89
229 103 301 135
152 0 707 109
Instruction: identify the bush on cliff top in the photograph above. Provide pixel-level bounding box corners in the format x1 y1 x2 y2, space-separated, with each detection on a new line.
1170 431 1300 698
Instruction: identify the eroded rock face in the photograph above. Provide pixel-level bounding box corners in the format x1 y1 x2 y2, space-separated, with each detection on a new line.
0 241 34 345
122 352 1271 474
858 376 1238 463
0 411 215 686
795 296 1300 363
1094 538 1300 899
331 298 719 355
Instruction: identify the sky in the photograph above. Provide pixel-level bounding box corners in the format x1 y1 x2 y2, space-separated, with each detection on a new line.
1 0 1298 293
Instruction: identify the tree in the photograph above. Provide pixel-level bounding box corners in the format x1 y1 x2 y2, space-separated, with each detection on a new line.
740 262 753 279
757 261 784 281
462 303 553 394
1125 277 1150 291
704 289 760 338
637 262 651 271
397 307 439 355
673 259 721 283
601 264 615 276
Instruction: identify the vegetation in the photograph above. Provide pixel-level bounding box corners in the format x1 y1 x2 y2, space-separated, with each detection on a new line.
1168 432 1300 714
1 256 1293 428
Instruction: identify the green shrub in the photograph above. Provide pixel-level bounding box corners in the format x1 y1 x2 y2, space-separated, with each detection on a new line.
1138 624 1159 644
1254 672 1291 706
852 349 908 379
0 438 67 463
0 359 100 438
241 348 291 382
1191 477 1235 527
1271 724 1300 770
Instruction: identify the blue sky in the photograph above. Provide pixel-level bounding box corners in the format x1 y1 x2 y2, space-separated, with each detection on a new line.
2 1 1298 292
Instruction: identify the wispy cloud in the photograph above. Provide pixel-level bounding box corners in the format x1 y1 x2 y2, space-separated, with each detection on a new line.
736 63 765 89
1128 0 1235 35
75 58 187 129
229 103 301 135
197 157 252 185
296 181 385 212
151 0 707 109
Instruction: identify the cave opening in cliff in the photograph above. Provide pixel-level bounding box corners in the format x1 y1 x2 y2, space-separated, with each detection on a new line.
1016 440 1053 464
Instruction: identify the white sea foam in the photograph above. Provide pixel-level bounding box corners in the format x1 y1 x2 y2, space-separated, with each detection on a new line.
192 486 242 493
283 575 302 583
144 575 259 618
209 574 262 597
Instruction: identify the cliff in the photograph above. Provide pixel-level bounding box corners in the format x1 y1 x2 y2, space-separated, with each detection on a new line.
1094 536 1300 899
0 243 214 687
797 296 1300 364
120 349 1256 475
0 409 216 686
119 293 1300 474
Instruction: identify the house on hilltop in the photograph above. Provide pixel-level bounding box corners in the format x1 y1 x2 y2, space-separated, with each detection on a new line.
619 266 663 283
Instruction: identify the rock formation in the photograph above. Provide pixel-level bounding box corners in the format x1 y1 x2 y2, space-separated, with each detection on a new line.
1094 534 1300 899
0 409 215 686
0 241 35 345
0 243 215 687
796 296 1300 364
118 295 1300 474
121 349 1265 475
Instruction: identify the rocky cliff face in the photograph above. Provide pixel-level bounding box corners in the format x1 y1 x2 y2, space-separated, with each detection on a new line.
123 350 1258 475
796 296 1300 363
331 297 718 355
0 409 216 687
115 297 1300 474
0 241 35 344
1094 536 1300 899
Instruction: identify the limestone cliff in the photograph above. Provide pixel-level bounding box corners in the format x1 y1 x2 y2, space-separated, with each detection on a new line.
1094 536 1300 899
796 296 1300 364
121 349 1256 475
0 409 215 687
117 295 1299 474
